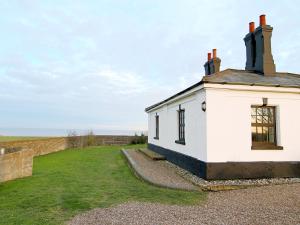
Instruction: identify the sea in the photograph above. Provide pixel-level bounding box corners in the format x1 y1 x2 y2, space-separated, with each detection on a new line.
0 127 147 137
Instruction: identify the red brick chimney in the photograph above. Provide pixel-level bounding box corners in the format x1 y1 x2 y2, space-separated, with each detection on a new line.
204 53 211 75
208 52 212 61
244 22 256 70
204 50 221 75
249 22 255 33
260 14 266 26
254 14 276 75
209 49 221 74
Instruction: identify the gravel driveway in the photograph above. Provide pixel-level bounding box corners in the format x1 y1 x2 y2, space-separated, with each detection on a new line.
68 183 300 225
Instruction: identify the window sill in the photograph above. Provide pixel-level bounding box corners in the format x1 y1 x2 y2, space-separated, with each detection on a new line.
251 145 283 150
175 140 185 145
153 137 159 140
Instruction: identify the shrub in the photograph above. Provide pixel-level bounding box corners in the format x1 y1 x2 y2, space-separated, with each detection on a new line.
67 130 79 148
67 130 96 148
86 130 95 147
131 132 147 145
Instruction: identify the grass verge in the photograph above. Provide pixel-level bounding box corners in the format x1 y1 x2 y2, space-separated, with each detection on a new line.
0 145 206 225
0 136 50 142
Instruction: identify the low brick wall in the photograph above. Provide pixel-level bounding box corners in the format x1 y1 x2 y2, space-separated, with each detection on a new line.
0 137 68 156
0 135 145 183
0 135 143 157
79 135 137 146
0 138 65 183
0 148 34 182
94 135 134 145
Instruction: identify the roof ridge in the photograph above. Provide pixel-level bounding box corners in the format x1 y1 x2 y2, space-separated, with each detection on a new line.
276 72 300 77
202 68 248 81
146 68 300 112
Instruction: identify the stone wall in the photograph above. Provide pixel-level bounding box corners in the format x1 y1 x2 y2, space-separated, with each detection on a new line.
0 135 143 157
0 137 66 183
94 135 134 145
70 135 138 147
0 135 145 183
0 137 68 156
0 148 34 183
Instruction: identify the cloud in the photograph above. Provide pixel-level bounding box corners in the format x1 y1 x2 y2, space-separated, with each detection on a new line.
0 0 299 134
96 68 147 94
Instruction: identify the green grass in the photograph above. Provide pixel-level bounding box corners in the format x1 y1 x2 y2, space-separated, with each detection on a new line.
0 136 50 142
0 145 206 225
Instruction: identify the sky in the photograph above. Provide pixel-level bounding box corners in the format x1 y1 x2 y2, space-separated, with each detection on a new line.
0 0 300 135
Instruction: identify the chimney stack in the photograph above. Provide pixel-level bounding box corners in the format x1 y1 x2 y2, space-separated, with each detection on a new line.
244 14 276 75
212 49 217 59
208 52 212 61
204 49 221 75
254 14 276 75
259 14 266 26
204 53 211 75
249 22 255 33
209 49 221 74
244 22 256 70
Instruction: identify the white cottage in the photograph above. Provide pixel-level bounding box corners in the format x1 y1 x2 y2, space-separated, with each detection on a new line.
145 15 300 180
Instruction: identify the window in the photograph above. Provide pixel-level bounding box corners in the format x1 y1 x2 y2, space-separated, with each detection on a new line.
154 114 159 139
251 106 282 150
175 106 185 145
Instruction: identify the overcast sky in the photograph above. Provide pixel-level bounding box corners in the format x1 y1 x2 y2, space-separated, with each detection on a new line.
1 0 299 134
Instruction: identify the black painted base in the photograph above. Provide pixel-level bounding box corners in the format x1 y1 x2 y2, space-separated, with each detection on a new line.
148 143 207 178
148 143 300 180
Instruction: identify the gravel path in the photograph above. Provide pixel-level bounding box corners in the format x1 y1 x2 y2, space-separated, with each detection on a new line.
69 183 300 225
123 149 199 191
165 161 300 190
124 149 300 191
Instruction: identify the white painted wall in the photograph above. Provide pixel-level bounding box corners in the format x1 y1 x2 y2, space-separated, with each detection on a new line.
148 89 207 161
206 84 300 162
147 83 300 163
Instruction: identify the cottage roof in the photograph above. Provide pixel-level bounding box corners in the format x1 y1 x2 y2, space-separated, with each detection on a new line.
145 69 300 112
203 69 300 87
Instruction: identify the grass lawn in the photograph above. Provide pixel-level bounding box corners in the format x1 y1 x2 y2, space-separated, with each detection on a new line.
0 145 206 225
0 136 50 142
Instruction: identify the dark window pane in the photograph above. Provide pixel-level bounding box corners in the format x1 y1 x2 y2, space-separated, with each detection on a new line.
263 127 268 142
269 127 275 143
257 127 263 141
155 115 159 138
178 109 185 141
252 126 257 141
269 109 274 123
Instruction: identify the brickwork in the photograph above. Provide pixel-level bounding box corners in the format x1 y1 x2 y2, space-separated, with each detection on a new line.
93 135 136 145
0 148 34 182
0 135 144 183
0 137 67 156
